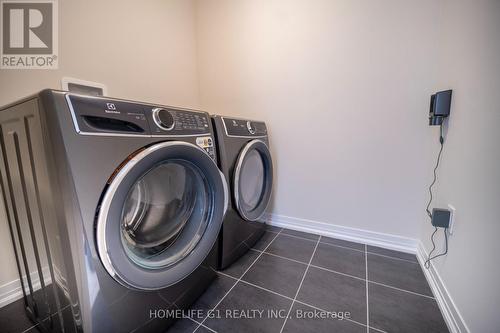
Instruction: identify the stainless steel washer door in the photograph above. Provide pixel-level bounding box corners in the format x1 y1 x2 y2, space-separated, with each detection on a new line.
233 139 273 221
96 141 228 290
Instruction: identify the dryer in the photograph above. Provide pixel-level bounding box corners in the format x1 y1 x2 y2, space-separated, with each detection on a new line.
0 90 228 332
212 116 273 269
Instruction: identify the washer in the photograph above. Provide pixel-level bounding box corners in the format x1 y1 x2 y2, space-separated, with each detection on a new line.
212 115 273 269
0 90 228 332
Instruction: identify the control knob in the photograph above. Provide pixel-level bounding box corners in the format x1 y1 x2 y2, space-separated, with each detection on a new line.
152 108 175 131
246 121 256 134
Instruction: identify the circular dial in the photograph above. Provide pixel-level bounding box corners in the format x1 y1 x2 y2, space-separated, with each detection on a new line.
153 108 175 130
246 121 256 134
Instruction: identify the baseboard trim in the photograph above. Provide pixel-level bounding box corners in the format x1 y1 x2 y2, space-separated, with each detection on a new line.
416 241 470 333
0 266 51 308
263 213 417 254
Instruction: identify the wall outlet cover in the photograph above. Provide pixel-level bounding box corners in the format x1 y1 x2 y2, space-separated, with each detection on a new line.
447 204 456 235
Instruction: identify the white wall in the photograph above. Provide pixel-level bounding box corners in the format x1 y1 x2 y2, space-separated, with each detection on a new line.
0 0 200 288
196 2 500 330
420 1 500 332
0 0 200 107
195 0 441 238
1 2 498 330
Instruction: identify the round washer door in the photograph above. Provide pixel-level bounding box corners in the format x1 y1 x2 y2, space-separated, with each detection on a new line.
96 141 228 290
233 139 273 221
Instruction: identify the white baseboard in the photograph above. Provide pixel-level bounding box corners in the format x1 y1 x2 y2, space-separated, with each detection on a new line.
416 242 470 333
263 213 417 254
0 266 52 308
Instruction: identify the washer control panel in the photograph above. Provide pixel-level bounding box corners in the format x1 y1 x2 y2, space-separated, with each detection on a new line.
146 108 209 135
66 94 211 137
223 117 267 137
148 107 210 136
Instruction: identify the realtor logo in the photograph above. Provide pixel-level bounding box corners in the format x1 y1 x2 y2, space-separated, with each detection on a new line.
1 0 58 69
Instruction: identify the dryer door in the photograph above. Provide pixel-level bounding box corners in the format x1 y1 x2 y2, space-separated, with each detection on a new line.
96 141 228 290
233 139 273 221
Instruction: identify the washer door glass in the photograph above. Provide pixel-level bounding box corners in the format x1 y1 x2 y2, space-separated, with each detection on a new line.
121 160 209 269
234 140 273 221
239 150 265 212
96 141 227 290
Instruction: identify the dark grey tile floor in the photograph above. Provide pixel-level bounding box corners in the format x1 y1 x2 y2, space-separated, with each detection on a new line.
171 226 449 333
0 283 72 333
0 226 449 333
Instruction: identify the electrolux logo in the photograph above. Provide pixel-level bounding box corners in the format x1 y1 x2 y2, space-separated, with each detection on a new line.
1 0 58 69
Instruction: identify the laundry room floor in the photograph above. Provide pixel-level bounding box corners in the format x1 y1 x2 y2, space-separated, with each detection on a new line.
0 226 448 333
168 226 449 333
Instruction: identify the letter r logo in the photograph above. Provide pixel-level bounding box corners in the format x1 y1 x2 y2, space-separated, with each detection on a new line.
2 1 53 54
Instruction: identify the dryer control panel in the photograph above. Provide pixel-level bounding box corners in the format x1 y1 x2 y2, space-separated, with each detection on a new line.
222 117 267 137
66 94 211 137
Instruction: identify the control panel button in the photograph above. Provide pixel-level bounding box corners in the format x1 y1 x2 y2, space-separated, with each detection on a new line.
246 121 256 134
223 117 267 137
152 108 175 130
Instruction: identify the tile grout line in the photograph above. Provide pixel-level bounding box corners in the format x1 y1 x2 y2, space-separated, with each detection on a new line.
309 264 365 282
281 232 318 241
292 299 388 333
278 231 321 243
19 303 73 333
365 251 419 264
192 229 283 333
365 244 370 333
368 280 435 300
265 227 282 235
218 270 388 333
221 272 294 301
272 230 419 264
250 247 436 300
155 292 217 332
321 240 418 264
21 324 38 333
250 247 363 280
279 235 321 333
186 316 217 333
249 248 308 266
242 226 273 249
320 241 366 253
